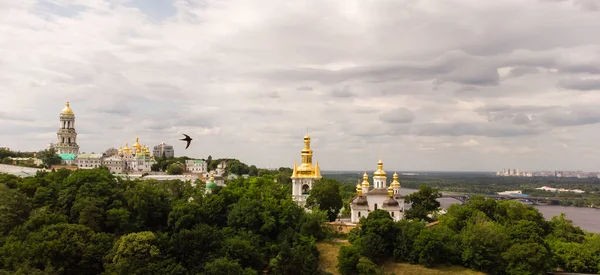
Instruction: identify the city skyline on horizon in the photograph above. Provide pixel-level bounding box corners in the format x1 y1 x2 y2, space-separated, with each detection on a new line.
3 1 600 172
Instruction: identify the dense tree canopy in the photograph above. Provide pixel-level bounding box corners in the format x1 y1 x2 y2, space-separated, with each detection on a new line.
0 168 330 274
306 178 343 222
339 195 600 275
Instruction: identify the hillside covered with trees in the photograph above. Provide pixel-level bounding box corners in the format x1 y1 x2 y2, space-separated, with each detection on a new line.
1 168 599 275
338 196 600 275
0 168 328 274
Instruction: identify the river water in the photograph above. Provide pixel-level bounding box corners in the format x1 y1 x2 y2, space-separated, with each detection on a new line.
400 188 600 233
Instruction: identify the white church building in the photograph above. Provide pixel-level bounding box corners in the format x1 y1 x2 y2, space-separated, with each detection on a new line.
350 160 405 223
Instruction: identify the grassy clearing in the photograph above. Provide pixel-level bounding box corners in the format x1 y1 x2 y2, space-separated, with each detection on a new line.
316 241 484 275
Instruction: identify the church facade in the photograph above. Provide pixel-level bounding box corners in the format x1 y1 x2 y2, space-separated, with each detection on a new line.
350 160 405 223
290 133 322 207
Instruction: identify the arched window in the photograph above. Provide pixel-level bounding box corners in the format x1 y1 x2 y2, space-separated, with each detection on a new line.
358 212 361 217
374 204 378 211
391 212 395 217
302 184 310 195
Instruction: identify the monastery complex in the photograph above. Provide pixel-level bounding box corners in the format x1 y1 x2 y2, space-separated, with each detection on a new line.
289 132 406 222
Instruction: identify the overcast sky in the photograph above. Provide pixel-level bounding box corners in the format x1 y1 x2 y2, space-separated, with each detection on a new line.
3 0 600 172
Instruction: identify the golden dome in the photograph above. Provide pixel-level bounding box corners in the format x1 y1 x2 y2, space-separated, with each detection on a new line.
118 147 123 154
61 101 74 115
356 181 363 196
391 172 401 187
361 172 370 187
387 185 393 197
133 136 141 148
373 159 387 177
209 172 215 182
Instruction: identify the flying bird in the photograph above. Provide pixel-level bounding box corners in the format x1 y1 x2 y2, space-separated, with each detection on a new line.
179 134 193 149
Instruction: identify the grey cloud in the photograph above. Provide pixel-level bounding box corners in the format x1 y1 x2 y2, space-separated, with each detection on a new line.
574 0 600 11
258 50 500 87
0 123 55 135
550 0 600 11
0 112 35 122
380 107 415 124
92 101 132 116
475 104 600 128
296 86 313 91
558 78 600 91
264 91 281 99
331 86 355 98
508 66 541 78
512 113 532 125
8 0 600 171
539 108 600 126
410 122 544 138
173 118 213 129
475 104 555 124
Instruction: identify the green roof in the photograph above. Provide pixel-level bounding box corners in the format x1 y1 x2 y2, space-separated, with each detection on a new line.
58 154 76 161
206 181 217 189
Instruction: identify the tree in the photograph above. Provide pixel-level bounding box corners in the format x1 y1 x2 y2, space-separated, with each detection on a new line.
0 184 30 234
106 231 163 274
405 185 441 222
167 163 184 175
248 165 258 176
305 179 343 222
356 257 380 275
37 148 62 167
502 243 553 275
338 245 360 275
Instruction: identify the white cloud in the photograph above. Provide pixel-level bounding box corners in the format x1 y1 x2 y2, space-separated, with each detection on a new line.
2 0 600 171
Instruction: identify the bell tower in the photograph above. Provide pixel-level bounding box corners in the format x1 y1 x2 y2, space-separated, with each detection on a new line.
291 133 322 207
55 101 80 155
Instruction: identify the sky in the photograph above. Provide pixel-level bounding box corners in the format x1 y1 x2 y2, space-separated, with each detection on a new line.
2 0 600 172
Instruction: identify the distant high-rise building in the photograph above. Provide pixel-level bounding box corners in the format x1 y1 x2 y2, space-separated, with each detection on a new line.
153 142 174 158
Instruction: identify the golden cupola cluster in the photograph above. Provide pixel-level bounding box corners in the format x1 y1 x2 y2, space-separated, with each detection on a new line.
118 136 151 156
291 133 322 179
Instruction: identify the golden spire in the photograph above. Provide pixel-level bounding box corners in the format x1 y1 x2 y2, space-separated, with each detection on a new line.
391 171 401 187
361 171 370 187
373 159 387 177
61 101 74 115
118 146 123 154
387 185 393 197
356 180 363 196
314 161 322 179
134 136 141 149
292 160 298 178
296 133 317 178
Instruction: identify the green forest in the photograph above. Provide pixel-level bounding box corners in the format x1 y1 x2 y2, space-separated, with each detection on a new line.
0 168 328 274
1 168 599 275
339 195 600 275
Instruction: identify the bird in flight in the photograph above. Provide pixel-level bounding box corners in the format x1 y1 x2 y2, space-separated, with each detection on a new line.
180 134 193 149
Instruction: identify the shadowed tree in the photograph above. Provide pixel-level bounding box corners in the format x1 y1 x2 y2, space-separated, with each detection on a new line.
305 178 343 222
